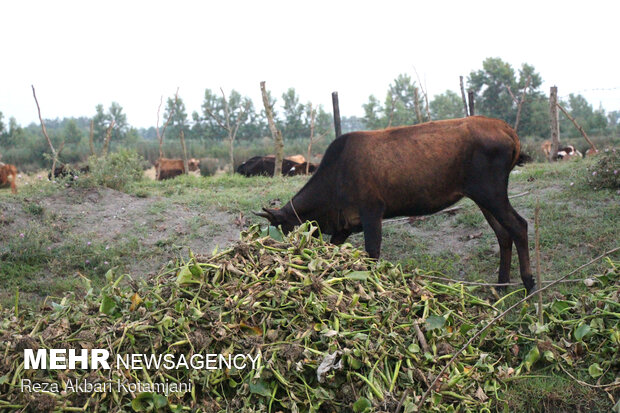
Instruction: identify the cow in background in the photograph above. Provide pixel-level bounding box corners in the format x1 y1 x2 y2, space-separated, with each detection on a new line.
287 162 319 176
556 145 582 161
48 163 90 180
0 162 18 193
155 158 200 180
236 156 300 177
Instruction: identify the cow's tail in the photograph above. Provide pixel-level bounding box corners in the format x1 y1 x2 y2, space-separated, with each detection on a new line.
516 153 532 166
504 122 530 170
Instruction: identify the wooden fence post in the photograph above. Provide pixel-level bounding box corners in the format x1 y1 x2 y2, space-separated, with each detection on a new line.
332 92 342 137
549 86 560 162
459 76 469 117
467 90 475 117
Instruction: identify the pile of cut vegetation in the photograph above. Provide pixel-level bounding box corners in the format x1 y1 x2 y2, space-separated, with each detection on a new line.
0 223 618 412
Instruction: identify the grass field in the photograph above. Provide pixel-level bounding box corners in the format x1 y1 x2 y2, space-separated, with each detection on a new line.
0 157 618 411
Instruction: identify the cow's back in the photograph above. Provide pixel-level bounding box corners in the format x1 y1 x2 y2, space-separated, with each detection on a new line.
314 117 520 217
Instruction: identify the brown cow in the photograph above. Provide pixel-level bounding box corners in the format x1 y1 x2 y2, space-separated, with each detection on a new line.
155 158 200 180
266 154 307 164
257 116 535 293
0 162 18 193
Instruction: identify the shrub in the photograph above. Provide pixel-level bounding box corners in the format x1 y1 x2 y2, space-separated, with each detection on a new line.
86 149 144 190
585 148 619 190
199 157 223 176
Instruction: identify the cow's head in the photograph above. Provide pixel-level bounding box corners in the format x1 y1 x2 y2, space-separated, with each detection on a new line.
254 207 298 234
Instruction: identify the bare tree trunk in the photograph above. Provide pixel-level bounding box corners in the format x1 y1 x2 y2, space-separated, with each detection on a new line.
260 81 284 177
387 93 396 128
89 119 95 156
331 92 342 137
307 104 316 175
180 129 188 174
459 76 469 117
155 90 177 179
31 85 59 177
549 86 560 162
413 67 431 121
413 87 423 123
467 91 475 116
557 103 597 151
101 120 115 157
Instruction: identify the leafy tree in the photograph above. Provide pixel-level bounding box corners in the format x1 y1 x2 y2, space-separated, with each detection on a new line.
468 57 517 124
362 95 384 129
385 74 421 127
430 90 463 120
63 119 84 145
92 104 109 143
108 102 128 143
164 95 189 141
560 94 608 136
281 88 306 140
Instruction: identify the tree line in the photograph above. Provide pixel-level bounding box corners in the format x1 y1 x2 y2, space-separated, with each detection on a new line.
1 57 618 170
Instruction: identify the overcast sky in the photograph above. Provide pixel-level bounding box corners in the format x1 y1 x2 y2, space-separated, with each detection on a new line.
1 0 619 129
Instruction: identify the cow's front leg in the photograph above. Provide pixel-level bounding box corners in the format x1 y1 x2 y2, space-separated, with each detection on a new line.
360 203 385 258
331 229 352 245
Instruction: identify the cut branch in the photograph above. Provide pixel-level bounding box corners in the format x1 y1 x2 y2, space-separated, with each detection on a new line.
557 103 597 151
261 81 284 177
31 85 59 177
459 76 469 117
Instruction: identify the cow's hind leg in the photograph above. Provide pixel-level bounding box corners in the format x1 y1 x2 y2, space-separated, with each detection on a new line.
475 196 535 293
477 205 513 288
466 167 535 293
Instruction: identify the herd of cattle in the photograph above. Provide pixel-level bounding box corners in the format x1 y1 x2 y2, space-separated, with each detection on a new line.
0 153 320 194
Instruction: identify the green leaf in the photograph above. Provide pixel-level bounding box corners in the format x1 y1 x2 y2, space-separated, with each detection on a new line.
249 380 272 398
99 294 117 316
574 323 591 341
353 397 372 412
588 363 604 378
425 315 446 330
344 271 370 281
131 392 167 411
176 265 202 285
524 346 540 371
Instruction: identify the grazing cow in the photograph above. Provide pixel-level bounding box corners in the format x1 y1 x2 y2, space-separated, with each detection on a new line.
48 164 90 180
0 162 18 193
256 116 536 293
556 145 582 161
155 158 200 180
541 141 583 161
236 156 301 177
287 162 319 176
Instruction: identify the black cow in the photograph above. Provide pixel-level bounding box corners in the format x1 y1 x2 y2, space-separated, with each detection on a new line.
256 116 535 293
236 156 301 177
48 164 90 181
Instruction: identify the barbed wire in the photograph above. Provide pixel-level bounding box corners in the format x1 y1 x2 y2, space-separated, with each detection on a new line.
559 86 620 98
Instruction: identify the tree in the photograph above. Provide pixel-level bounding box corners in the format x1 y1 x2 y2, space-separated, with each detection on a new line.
385 74 420 127
281 88 306 140
165 95 189 141
202 88 251 171
430 90 463 120
362 95 384 129
468 57 517 124
63 119 84 144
